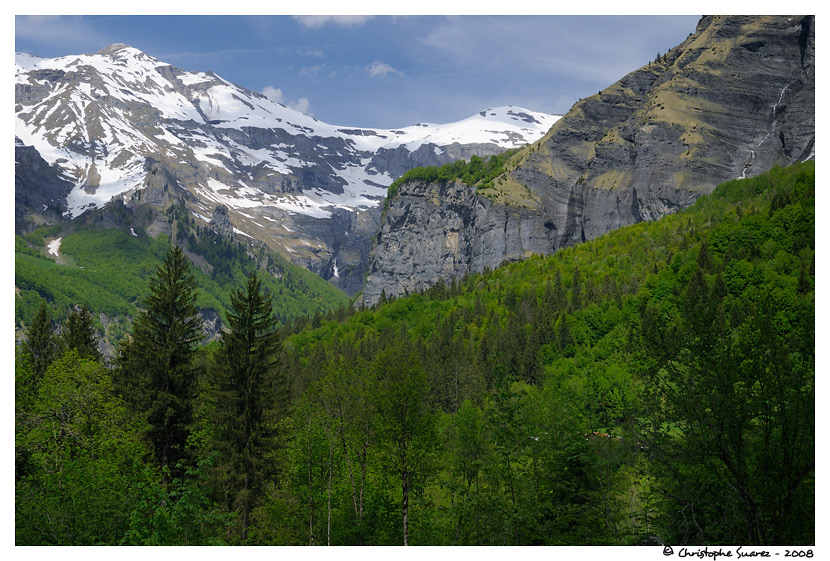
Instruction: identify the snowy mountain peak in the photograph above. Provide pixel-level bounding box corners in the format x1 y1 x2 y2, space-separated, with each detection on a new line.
16 45 559 220
16 45 560 292
98 43 133 55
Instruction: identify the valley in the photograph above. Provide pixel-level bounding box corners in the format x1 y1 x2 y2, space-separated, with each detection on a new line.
14 14 815 547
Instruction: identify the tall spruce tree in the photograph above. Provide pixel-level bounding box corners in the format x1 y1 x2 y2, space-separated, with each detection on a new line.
118 245 202 480
25 301 57 378
59 304 101 362
211 271 280 541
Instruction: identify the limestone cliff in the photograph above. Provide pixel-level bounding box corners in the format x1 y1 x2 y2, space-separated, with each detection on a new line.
360 15 815 306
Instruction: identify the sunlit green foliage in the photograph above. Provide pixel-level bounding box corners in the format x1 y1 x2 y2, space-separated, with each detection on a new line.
386 149 520 203
15 351 153 544
277 162 814 545
14 162 814 545
14 223 350 345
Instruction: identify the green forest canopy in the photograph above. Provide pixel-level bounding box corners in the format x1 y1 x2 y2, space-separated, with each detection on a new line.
15 161 814 545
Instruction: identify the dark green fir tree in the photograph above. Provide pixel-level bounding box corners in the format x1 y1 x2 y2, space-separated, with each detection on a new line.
60 304 101 362
24 301 57 378
117 245 202 480
211 271 281 542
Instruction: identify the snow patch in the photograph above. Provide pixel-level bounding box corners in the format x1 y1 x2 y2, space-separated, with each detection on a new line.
64 163 146 218
178 71 213 86
47 237 62 257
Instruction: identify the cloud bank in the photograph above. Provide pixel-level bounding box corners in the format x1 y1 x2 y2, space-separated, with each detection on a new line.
262 86 312 115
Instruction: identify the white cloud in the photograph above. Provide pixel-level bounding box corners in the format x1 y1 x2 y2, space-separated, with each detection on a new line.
300 47 324 58
262 86 283 102
366 60 403 79
300 65 324 78
262 86 312 115
292 15 374 30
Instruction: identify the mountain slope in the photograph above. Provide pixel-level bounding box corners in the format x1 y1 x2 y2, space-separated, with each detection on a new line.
275 161 814 545
15 45 559 293
360 15 815 305
15 220 351 354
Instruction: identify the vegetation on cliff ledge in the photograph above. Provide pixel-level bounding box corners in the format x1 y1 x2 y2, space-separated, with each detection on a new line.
386 148 522 204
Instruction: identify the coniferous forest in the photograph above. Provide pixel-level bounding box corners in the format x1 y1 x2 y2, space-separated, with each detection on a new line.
15 162 814 546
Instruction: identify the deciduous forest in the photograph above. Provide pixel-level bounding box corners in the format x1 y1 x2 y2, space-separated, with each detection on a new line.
15 162 814 546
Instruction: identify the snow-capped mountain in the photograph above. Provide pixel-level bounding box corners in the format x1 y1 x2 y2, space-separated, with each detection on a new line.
15 44 559 293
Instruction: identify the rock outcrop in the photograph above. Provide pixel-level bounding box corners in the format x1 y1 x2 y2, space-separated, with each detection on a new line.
14 137 73 233
363 180 549 301
16 44 558 295
361 15 815 306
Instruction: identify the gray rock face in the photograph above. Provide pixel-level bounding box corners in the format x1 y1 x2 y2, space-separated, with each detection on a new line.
361 180 550 304
15 137 73 233
16 44 556 295
264 206 381 296
361 15 815 306
209 205 234 237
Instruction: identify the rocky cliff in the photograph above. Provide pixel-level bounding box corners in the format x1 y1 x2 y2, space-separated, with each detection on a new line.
15 45 559 295
15 137 73 231
360 15 815 306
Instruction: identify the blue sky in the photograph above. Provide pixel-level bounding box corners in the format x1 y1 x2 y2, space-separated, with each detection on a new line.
15 14 702 129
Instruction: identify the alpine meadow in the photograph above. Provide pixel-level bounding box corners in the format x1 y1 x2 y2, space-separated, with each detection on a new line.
14 15 814 546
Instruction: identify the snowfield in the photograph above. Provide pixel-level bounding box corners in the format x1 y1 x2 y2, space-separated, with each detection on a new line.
15 45 561 219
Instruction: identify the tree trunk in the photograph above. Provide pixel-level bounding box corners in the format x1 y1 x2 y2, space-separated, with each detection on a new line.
402 469 409 546
357 423 370 544
327 435 333 546
307 419 315 546
242 473 249 543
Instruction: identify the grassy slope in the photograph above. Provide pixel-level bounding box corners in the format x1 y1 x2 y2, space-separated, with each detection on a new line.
15 226 350 340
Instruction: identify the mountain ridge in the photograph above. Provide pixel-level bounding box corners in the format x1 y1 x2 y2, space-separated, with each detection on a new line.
359 14 815 305
15 44 559 294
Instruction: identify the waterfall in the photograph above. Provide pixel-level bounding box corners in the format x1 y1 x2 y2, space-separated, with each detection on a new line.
758 80 795 149
740 80 796 179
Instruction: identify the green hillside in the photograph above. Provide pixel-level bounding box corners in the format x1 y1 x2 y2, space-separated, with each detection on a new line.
15 162 814 545
275 161 814 545
15 222 350 343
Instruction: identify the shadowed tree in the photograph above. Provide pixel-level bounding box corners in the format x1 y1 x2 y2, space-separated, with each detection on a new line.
59 304 101 362
117 245 202 481
25 301 57 378
210 271 281 542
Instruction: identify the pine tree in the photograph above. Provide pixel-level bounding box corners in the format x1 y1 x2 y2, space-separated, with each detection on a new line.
117 246 202 480
211 271 280 541
550 269 566 312
570 266 583 311
25 301 57 378
60 304 101 362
